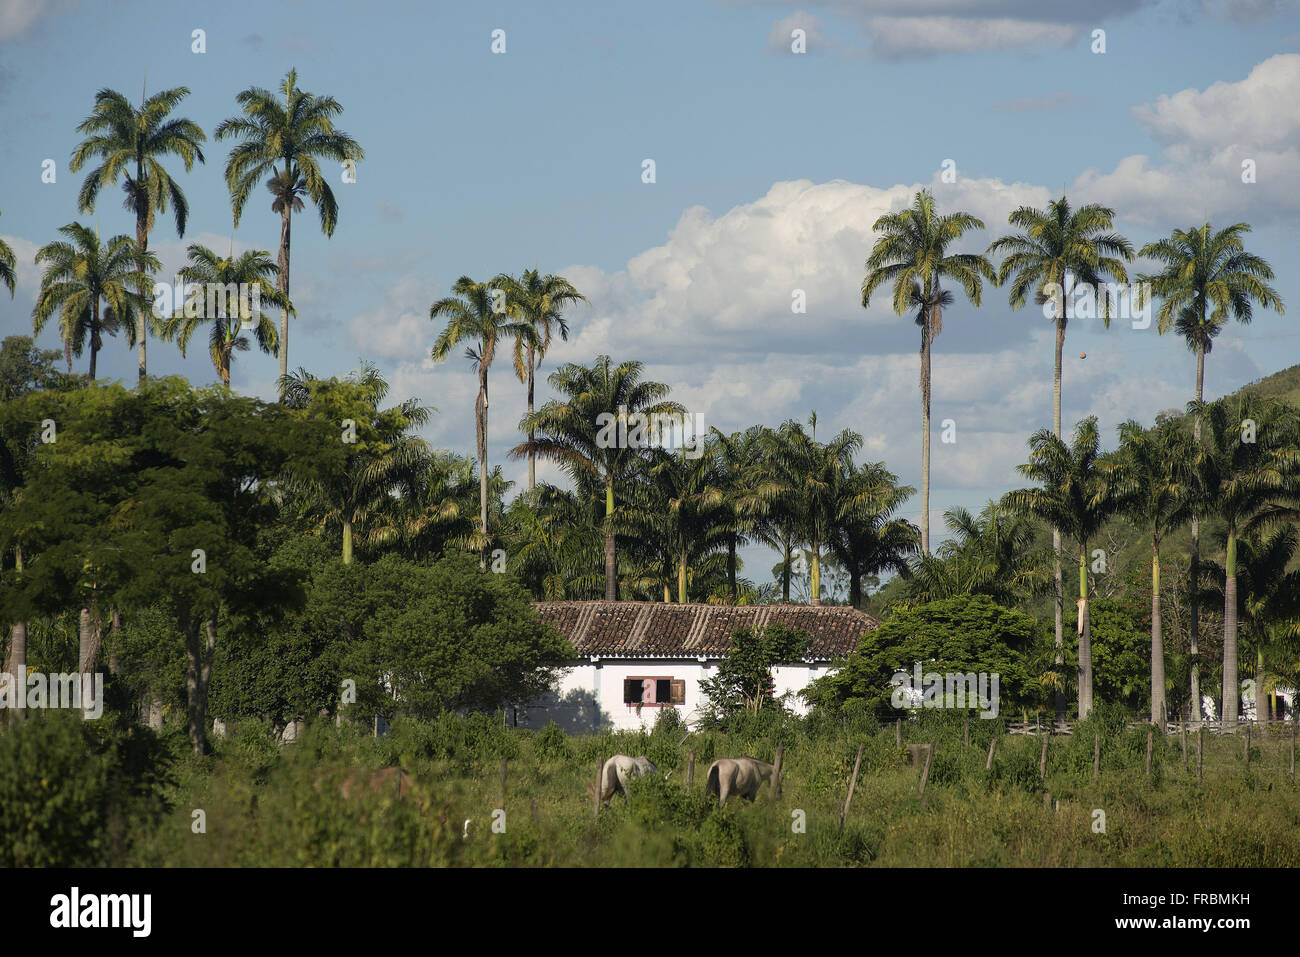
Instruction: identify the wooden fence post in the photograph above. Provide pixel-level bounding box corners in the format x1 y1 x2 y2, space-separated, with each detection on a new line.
686 750 695 790
1093 731 1100 783
919 742 935 798
498 758 508 809
1144 728 1153 779
895 718 901 748
839 744 864 834
1197 727 1203 783
1244 726 1251 768
1039 732 1049 781
772 744 784 800
1290 723 1295 785
593 756 603 818
1181 720 1187 769
963 713 970 750
986 734 997 771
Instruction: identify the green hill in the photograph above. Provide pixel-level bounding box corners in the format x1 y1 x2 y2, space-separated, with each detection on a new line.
1239 363 1300 408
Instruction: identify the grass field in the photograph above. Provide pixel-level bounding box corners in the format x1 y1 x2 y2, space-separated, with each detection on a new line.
10 705 1293 868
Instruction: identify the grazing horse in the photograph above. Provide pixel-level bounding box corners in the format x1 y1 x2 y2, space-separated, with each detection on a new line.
705 757 776 805
587 754 658 806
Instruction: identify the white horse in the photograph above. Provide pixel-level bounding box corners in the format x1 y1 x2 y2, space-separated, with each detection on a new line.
588 754 658 806
705 757 776 805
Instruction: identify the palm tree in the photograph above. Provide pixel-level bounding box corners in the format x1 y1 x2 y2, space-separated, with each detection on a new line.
32 223 157 380
861 189 995 555
1140 221 1285 722
0 211 16 298
988 196 1133 701
1107 419 1194 725
215 69 365 399
511 356 683 600
754 415 861 606
498 269 588 494
70 85 207 382
1004 417 1117 719
1225 527 1300 725
709 426 765 601
431 276 531 565
504 484 605 600
831 461 917 608
1191 394 1300 729
635 447 727 603
282 365 430 564
158 244 289 386
904 503 1044 607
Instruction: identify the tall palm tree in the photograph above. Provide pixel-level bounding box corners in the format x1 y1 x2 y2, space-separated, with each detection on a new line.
635 447 726 603
0 211 16 298
32 223 157 380
861 189 995 555
831 461 917 608
215 69 365 399
70 86 206 383
431 276 531 564
988 196 1133 702
1107 419 1194 725
1004 417 1117 718
158 244 289 386
709 426 765 601
498 269 588 494
1191 394 1300 729
1140 222 1285 722
1225 527 1300 724
511 356 683 600
282 365 430 564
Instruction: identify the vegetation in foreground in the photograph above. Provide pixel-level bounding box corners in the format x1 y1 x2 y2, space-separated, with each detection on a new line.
4 707 1298 868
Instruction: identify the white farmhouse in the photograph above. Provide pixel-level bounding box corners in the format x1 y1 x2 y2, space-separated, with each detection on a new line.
510 601 879 732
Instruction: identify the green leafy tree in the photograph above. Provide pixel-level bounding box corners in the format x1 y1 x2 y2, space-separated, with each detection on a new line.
698 623 809 717
861 189 995 555
830 461 917 609
806 595 1041 716
215 69 365 398
904 503 1046 608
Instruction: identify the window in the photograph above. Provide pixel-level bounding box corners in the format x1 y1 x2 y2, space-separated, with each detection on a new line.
623 676 686 707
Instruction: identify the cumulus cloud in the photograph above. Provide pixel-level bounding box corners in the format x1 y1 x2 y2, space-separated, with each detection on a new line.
1073 54 1300 224
0 0 77 41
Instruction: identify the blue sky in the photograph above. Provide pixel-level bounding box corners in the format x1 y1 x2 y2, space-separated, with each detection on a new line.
2 0 1299 590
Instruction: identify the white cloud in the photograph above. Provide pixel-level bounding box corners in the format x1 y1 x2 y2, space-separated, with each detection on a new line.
0 0 77 41
864 15 1078 58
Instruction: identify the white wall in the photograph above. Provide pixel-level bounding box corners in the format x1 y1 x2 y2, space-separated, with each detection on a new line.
516 659 827 732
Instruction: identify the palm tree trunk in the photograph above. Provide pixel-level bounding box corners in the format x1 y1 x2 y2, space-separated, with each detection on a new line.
136 202 149 383
276 203 292 400
1052 315 1065 719
727 535 737 599
8 546 24 701
849 566 862 608
527 345 536 494
477 365 489 570
342 518 353 565
88 301 100 381
810 539 821 606
78 603 101 675
920 324 931 556
678 552 687 604
1078 547 1093 719
1223 530 1239 730
1151 539 1165 726
781 534 792 602
1257 647 1267 726
1189 341 1205 723
604 475 617 601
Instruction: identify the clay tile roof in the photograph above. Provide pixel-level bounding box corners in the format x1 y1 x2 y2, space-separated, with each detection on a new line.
531 601 879 660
